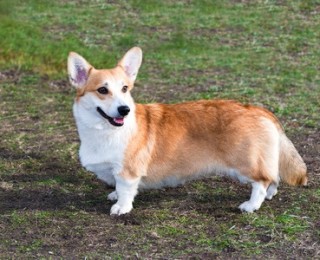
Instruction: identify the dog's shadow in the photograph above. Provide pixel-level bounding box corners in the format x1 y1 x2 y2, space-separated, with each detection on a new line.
0 149 249 216
0 172 110 215
0 147 110 214
0 175 247 216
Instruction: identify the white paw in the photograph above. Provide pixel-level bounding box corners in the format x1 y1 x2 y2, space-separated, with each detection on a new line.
239 201 259 213
107 191 118 201
110 203 133 216
266 188 277 200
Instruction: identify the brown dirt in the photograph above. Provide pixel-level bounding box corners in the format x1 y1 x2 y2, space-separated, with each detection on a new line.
0 70 319 258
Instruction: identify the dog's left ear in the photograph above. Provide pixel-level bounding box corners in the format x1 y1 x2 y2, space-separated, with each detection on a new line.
118 47 143 82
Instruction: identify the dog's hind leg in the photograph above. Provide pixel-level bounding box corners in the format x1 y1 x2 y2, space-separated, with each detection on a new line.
266 182 278 200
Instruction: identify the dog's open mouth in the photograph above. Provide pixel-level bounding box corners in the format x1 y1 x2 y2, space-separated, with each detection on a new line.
97 107 124 127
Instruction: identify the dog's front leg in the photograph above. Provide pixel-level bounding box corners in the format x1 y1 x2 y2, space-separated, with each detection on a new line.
110 175 140 215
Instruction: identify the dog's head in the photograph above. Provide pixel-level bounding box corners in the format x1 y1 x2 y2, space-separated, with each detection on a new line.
68 47 142 128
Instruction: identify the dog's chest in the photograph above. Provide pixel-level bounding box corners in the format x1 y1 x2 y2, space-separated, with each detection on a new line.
77 127 128 179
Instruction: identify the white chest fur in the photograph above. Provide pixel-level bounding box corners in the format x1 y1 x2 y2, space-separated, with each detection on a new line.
73 103 136 186
79 130 126 186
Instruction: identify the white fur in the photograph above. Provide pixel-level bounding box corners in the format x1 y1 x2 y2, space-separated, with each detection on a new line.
73 94 137 186
110 176 141 215
266 183 278 200
139 166 252 190
239 182 267 213
74 99 139 215
139 176 186 190
107 191 118 201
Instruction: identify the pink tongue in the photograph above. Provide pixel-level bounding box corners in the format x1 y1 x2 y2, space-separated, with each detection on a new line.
114 118 124 124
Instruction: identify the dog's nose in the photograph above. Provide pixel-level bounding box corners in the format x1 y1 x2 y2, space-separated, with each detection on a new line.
118 105 130 116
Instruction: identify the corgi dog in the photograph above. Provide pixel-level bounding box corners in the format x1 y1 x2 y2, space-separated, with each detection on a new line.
68 47 307 215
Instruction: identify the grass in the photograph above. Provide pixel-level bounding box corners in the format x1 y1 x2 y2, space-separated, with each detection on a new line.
0 0 320 258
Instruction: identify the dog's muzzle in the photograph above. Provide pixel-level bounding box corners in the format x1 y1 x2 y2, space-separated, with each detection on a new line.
97 107 125 127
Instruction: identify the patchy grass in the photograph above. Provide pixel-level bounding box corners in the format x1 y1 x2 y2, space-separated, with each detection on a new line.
0 0 320 258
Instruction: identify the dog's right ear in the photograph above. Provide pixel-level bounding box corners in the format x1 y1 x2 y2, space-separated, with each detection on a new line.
68 52 92 88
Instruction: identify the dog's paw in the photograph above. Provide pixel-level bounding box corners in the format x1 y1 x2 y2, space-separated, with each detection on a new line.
239 201 259 213
265 191 277 200
266 187 278 200
107 191 118 201
110 203 133 216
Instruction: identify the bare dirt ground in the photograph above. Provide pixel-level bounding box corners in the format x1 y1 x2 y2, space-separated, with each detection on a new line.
0 70 319 258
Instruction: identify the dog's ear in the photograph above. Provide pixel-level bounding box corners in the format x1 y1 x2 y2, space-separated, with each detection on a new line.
118 47 142 82
68 52 92 88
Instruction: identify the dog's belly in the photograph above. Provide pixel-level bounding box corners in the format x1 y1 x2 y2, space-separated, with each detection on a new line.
139 176 186 189
139 166 251 190
85 163 116 187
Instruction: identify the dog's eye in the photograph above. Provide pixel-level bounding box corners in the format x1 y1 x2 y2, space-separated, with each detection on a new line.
122 85 128 93
97 87 108 95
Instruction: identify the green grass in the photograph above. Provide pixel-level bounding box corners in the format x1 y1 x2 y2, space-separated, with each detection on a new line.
1 0 320 258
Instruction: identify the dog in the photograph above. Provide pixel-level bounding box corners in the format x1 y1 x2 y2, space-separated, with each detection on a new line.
68 47 307 215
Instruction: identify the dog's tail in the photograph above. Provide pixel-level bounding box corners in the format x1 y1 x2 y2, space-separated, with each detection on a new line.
279 133 307 186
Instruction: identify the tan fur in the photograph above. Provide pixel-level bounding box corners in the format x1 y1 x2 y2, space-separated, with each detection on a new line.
279 134 308 185
120 100 307 187
76 67 133 101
